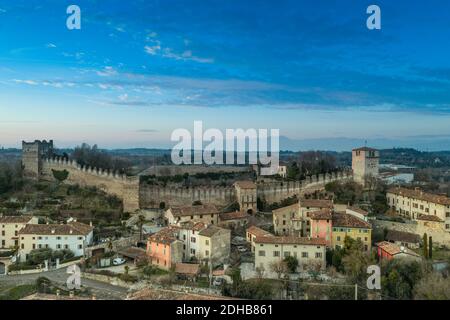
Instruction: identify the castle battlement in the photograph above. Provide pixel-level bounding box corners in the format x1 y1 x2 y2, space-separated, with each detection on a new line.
43 156 137 183
22 138 352 213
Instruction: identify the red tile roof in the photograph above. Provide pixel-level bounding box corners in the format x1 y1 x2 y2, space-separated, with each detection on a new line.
148 227 180 245
376 241 420 257
198 225 229 237
417 214 443 222
175 263 200 275
347 207 368 216
332 213 371 229
18 222 93 236
219 210 250 221
309 209 332 220
246 226 273 238
387 187 450 206
0 216 34 224
299 199 333 209
272 203 299 214
255 236 326 246
169 204 219 217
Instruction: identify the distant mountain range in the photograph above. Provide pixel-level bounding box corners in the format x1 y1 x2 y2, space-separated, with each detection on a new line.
2 135 450 153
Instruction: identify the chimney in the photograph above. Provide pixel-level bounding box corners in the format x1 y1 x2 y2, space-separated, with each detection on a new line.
69 291 74 298
89 221 93 227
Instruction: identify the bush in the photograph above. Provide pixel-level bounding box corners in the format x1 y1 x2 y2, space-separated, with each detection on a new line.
8 263 38 272
0 284 36 300
142 265 168 276
52 169 69 183
0 250 14 257
284 256 299 273
119 273 138 283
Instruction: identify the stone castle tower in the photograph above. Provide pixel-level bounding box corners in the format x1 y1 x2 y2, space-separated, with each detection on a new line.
352 146 379 185
22 140 54 180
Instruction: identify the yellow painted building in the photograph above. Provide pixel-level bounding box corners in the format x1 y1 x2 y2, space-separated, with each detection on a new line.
331 213 372 252
0 216 38 249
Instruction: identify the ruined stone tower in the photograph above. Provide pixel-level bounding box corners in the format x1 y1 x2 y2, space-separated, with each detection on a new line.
22 140 54 180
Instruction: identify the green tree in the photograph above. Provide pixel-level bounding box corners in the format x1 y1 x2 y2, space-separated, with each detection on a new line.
428 236 432 260
52 169 69 183
137 214 146 241
286 162 300 180
381 259 426 299
27 248 53 265
283 256 299 273
423 233 428 259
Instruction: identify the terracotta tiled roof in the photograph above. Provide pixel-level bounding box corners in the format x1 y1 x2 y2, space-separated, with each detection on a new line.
219 210 250 221
272 203 299 214
18 222 93 236
169 204 219 217
198 225 228 237
385 230 420 244
376 241 420 257
255 236 326 246
234 180 256 189
148 227 180 245
332 213 371 229
212 269 225 276
299 199 333 209
246 225 273 238
178 221 207 231
116 247 147 259
175 263 200 275
417 214 443 222
347 207 368 216
0 216 34 224
387 187 450 206
309 209 332 220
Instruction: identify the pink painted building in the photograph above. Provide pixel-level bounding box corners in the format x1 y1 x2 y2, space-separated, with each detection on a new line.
309 209 333 247
146 227 183 270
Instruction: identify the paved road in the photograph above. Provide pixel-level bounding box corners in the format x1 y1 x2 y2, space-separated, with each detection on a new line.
0 268 128 300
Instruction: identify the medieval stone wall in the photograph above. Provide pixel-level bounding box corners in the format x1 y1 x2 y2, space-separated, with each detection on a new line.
139 184 236 208
32 154 352 212
138 164 252 176
256 171 353 204
41 157 140 213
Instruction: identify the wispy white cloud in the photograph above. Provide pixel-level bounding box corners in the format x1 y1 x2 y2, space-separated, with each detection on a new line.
161 49 214 63
96 66 117 77
46 43 57 48
12 79 38 85
144 40 161 55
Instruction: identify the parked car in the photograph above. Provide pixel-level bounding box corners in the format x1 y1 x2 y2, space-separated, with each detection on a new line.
237 246 247 253
112 257 126 265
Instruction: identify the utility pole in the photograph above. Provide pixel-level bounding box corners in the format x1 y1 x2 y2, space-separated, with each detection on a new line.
355 284 358 300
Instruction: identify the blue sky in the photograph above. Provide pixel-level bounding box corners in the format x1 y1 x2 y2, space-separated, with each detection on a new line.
1 0 450 150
